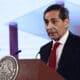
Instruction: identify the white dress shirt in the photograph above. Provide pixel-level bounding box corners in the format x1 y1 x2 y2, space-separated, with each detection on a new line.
52 30 69 69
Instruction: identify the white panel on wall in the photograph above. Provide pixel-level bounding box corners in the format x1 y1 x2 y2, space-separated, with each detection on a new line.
0 25 9 58
67 0 80 5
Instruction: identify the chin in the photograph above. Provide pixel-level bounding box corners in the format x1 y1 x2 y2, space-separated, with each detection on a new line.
50 37 60 41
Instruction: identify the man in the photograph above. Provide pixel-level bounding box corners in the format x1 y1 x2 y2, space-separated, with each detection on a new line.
38 4 80 80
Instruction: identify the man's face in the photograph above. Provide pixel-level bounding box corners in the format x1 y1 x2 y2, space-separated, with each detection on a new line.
44 10 69 41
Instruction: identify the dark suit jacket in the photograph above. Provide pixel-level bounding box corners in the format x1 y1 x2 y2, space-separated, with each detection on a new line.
39 32 80 80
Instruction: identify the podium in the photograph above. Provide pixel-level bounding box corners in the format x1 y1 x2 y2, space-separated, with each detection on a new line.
16 59 64 80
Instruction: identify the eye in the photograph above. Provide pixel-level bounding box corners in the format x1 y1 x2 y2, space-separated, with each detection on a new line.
51 20 58 24
44 19 49 25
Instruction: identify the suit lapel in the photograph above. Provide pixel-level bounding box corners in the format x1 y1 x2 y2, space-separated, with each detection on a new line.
57 32 74 74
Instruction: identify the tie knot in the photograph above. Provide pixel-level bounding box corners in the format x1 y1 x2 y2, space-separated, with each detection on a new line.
53 42 60 49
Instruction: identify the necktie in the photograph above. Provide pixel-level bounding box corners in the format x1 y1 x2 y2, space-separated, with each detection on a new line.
49 42 60 69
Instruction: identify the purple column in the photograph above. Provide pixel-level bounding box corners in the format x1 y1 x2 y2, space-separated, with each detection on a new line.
73 25 80 35
9 22 18 59
56 0 65 6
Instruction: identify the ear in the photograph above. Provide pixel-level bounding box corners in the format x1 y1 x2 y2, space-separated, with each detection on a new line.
64 18 69 28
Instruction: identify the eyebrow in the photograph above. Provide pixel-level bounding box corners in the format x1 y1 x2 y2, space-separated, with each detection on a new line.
44 18 59 21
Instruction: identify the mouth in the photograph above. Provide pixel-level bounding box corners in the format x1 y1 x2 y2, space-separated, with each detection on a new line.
47 29 58 37
47 31 58 39
48 31 57 35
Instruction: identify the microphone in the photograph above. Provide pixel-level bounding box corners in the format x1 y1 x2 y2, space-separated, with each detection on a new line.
15 50 22 55
35 52 40 59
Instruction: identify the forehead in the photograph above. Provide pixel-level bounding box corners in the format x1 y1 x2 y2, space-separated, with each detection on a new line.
44 10 60 19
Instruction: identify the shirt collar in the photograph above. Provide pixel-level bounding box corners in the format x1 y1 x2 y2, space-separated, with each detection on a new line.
53 30 69 45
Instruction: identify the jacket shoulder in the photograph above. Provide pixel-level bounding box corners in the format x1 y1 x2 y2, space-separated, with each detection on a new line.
40 41 52 51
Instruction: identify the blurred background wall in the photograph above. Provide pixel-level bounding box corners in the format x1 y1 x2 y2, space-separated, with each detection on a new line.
0 0 80 59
